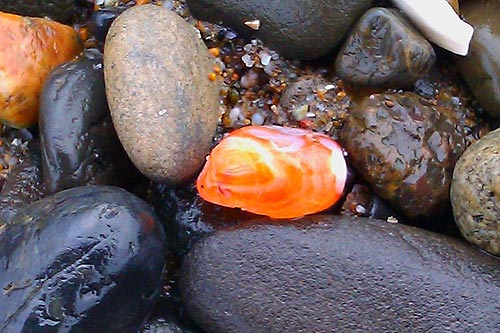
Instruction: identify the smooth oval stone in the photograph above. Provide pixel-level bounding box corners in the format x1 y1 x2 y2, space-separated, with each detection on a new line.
0 186 167 332
340 92 466 220
186 0 374 61
0 0 76 22
455 0 500 119
104 5 220 184
40 56 136 195
451 128 500 255
180 215 500 332
335 7 435 88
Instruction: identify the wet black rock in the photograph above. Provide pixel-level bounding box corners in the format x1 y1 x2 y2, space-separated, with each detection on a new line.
186 0 374 61
88 6 127 43
0 186 167 332
455 0 500 119
180 215 500 332
0 0 76 22
451 128 500 256
0 141 44 225
40 56 136 195
340 92 466 220
152 183 256 256
335 7 435 88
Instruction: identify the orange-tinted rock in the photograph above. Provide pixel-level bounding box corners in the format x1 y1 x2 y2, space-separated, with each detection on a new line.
0 12 82 128
196 125 347 219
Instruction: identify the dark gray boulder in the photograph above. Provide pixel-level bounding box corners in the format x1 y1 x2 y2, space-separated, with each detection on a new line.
186 0 374 60
180 215 500 332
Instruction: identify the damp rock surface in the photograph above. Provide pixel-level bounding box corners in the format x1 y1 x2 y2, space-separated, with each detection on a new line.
340 92 466 220
104 5 220 184
180 215 500 333
455 0 500 119
0 186 167 332
186 0 374 60
40 56 136 195
336 7 435 88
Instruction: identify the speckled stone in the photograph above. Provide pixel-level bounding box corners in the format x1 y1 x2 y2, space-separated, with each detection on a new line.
340 92 466 220
335 7 435 88
451 128 500 255
104 5 220 184
180 215 500 332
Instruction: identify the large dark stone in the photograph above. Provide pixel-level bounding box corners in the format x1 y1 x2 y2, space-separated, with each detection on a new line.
180 215 500 332
340 92 466 220
186 0 374 61
335 7 435 88
40 56 136 195
455 0 500 119
0 0 76 23
0 186 167 332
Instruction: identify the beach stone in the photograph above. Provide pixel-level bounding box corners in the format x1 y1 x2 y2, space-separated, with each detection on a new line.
335 7 435 88
451 128 500 255
455 0 500 119
0 0 76 22
40 56 136 195
186 0 374 61
340 92 466 220
0 186 167 332
104 5 220 184
180 215 500 332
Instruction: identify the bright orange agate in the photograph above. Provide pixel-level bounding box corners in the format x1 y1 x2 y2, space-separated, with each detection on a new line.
0 12 83 128
196 125 348 219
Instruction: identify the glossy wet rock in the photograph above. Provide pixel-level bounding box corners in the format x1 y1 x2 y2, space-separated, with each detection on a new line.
451 128 500 255
336 7 435 88
0 0 76 22
0 186 167 332
455 0 500 119
0 142 44 226
180 215 500 332
340 92 466 220
88 6 127 43
186 0 374 61
104 5 220 184
40 56 136 195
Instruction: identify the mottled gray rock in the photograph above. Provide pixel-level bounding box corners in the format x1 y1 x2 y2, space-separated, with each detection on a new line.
186 0 374 60
104 5 220 184
0 186 167 332
181 215 500 333
340 92 466 220
0 0 76 22
455 0 500 119
451 128 500 255
40 56 136 195
335 7 435 88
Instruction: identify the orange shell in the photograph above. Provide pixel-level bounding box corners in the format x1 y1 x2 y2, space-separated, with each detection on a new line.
196 125 347 219
0 12 83 128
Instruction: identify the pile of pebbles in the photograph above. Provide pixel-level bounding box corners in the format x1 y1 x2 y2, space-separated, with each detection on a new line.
1 0 500 332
